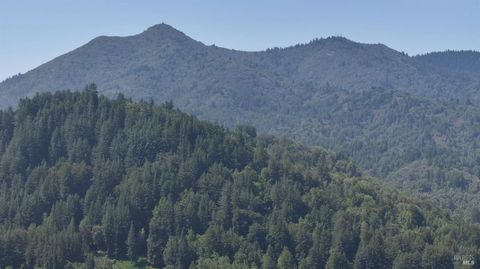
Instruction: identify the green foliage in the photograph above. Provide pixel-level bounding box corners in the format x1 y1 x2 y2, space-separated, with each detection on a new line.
0 89 479 268
397 204 426 229
277 247 296 269
126 222 139 262
2 24 480 220
326 250 351 269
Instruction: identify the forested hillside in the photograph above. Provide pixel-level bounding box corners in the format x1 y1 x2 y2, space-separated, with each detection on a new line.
415 50 480 75
2 24 480 216
278 86 480 216
1 88 480 268
1 24 480 108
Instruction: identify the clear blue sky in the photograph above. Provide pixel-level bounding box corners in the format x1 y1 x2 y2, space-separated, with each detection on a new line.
1 0 479 82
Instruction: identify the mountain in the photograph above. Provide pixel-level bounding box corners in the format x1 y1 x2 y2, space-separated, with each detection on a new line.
2 24 480 109
1 89 479 268
416 50 480 75
2 24 480 214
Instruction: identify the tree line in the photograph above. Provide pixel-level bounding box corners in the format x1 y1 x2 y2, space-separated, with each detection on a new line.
0 86 479 268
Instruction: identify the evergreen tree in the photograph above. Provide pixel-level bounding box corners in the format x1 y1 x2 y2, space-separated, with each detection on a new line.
262 246 276 269
305 227 329 269
147 198 174 267
102 202 116 258
392 252 422 269
326 250 351 269
215 182 233 229
126 222 139 261
163 234 195 269
277 247 296 269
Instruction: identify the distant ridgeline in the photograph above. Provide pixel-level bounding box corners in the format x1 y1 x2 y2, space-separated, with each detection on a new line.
1 24 480 218
0 88 480 268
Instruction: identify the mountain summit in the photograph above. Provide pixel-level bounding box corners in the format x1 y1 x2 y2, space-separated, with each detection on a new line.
140 23 193 42
1 23 479 109
2 24 480 214
143 22 183 34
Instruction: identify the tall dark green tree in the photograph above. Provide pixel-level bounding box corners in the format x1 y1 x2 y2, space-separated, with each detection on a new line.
126 222 139 261
277 247 296 269
147 198 174 267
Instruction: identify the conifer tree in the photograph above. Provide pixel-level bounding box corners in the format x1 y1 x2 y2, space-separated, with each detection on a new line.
277 247 296 269
147 198 174 267
262 245 276 269
126 222 139 261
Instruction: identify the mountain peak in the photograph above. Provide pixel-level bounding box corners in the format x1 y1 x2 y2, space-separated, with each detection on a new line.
141 23 186 37
135 23 193 45
145 23 177 33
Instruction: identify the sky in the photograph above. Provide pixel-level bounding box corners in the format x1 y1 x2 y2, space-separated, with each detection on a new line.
1 0 479 82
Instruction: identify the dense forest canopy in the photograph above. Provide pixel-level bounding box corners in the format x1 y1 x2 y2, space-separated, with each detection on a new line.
1 24 480 218
0 87 480 268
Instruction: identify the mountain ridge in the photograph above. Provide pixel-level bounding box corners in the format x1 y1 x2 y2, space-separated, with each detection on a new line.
2 24 480 215
1 24 478 90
